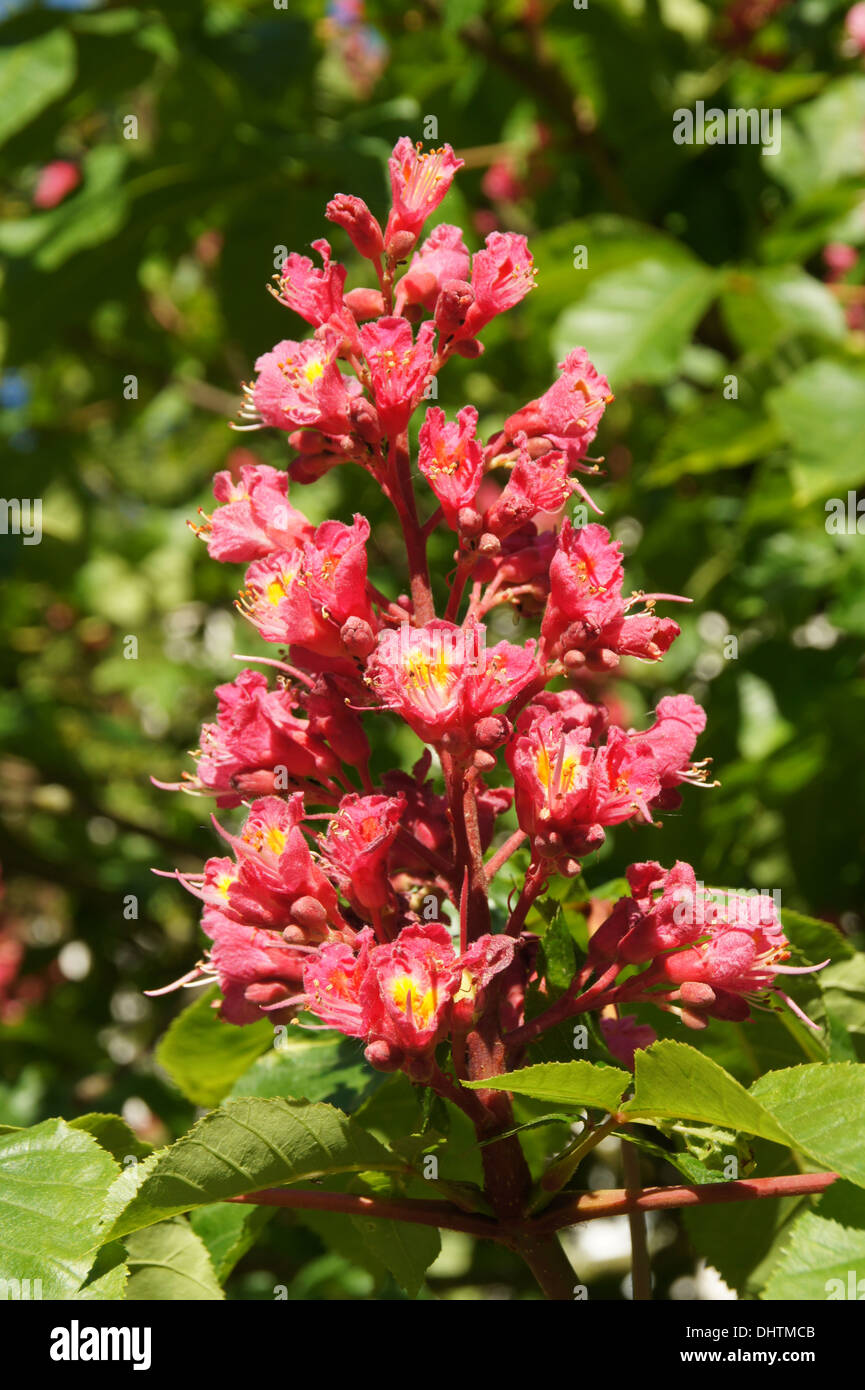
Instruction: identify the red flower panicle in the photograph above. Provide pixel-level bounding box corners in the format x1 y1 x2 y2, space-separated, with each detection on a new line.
154 135 827 1095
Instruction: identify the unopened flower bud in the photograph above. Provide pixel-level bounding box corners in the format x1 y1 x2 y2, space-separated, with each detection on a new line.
563 649 586 674
288 429 329 454
290 896 328 933
472 749 497 771
679 981 716 1006
288 453 339 484
364 1039 404 1072
282 924 307 944
340 616 376 659
586 648 620 672
458 506 483 538
244 982 293 1006
451 337 484 359
326 194 384 260
233 769 282 795
435 278 474 335
526 435 555 458
559 856 584 878
477 532 501 557
473 715 512 750
349 395 383 445
680 1006 710 1031
343 286 386 320
386 229 417 262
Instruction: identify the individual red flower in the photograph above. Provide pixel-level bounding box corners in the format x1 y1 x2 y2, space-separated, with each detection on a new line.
507 713 660 864
385 138 464 248
502 348 612 466
635 694 709 807
366 619 538 754
360 922 460 1056
272 239 348 328
250 329 361 434
302 930 375 1037
483 447 574 540
193 670 342 800
318 792 406 916
395 224 470 313
210 794 348 934
203 914 307 1024
195 462 313 563
541 521 684 666
417 405 484 528
358 316 436 436
451 934 516 1029
238 515 377 659
456 232 537 339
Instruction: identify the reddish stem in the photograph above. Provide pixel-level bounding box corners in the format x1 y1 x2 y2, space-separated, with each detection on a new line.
532 1171 838 1236
442 752 492 941
229 1188 502 1240
485 828 527 881
388 434 435 625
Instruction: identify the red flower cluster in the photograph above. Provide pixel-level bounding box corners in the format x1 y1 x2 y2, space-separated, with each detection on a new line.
154 137 826 1086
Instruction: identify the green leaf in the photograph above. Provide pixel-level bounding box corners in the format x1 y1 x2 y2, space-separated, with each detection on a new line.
769 74 865 201
626 1044 865 1189
684 1142 806 1297
69 1113 153 1164
0 1119 118 1299
646 402 783 485
189 1202 273 1283
623 1041 790 1142
103 1097 401 1241
124 1216 225 1300
0 147 131 269
76 1241 129 1301
780 909 855 966
156 984 273 1108
767 359 865 505
761 1181 865 1301
0 30 76 147
719 266 845 357
552 256 719 387
230 1031 384 1111
464 1060 629 1111
348 1172 440 1298
750 1063 865 1188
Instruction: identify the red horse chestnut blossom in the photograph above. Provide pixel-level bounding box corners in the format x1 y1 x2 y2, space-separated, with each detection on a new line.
150 139 831 1289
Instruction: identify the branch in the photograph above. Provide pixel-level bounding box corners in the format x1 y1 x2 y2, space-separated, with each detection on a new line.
531 1171 838 1236
229 1188 504 1241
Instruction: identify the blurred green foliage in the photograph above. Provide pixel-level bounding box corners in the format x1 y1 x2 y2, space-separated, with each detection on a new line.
1 0 864 1298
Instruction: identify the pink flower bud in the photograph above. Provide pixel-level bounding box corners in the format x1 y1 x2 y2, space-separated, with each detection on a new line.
386 229 418 262
340 616 376 659
344 286 386 320
349 394 383 445
326 194 384 260
435 278 475 335
451 337 484 359
364 1039 405 1071
244 982 294 1006
458 506 483 537
679 981 716 1006
290 896 329 933
473 715 512 750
